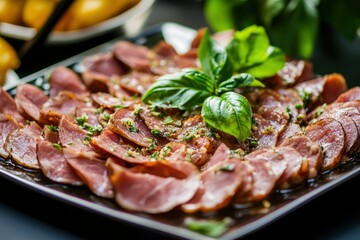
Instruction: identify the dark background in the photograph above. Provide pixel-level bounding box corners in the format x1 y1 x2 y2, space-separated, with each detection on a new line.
1 0 360 239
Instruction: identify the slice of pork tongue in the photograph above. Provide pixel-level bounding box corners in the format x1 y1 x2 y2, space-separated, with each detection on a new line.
181 158 250 214
15 83 49 122
280 134 323 179
0 86 26 124
108 161 200 214
49 66 89 98
335 86 360 103
90 129 149 164
234 159 277 203
36 138 83 185
4 121 42 169
305 118 345 171
113 41 153 73
274 146 309 189
201 143 230 171
39 91 87 126
315 108 360 156
276 122 302 146
0 114 21 158
109 108 168 149
63 148 114 198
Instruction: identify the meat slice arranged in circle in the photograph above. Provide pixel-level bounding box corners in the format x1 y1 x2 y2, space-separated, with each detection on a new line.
0 87 26 124
91 129 149 164
181 158 250 213
305 118 345 171
63 148 114 198
280 134 323 179
49 66 89 97
15 84 49 122
109 108 168 149
335 86 360 103
37 138 83 185
4 121 42 169
108 161 200 214
235 159 277 203
0 114 21 158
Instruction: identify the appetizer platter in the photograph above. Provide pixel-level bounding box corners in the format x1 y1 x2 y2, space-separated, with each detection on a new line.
1 22 360 240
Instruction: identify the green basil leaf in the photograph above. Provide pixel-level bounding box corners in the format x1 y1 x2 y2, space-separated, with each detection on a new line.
269 0 320 59
226 25 270 70
184 217 234 238
198 29 233 85
142 69 213 110
201 92 252 142
260 0 287 26
218 73 264 94
204 0 258 32
241 46 285 78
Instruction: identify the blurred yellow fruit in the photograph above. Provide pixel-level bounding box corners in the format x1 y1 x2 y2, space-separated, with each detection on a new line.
0 0 25 25
64 0 140 31
22 0 60 30
22 0 140 31
0 37 20 86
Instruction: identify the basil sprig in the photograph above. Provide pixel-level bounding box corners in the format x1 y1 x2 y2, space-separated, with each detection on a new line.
142 26 280 142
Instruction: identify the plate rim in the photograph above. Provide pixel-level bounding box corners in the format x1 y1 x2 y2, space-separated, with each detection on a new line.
0 0 155 44
2 22 360 240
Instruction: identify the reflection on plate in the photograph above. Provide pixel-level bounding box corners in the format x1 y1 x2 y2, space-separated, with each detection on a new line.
3 70 20 90
2 22 360 240
0 0 154 44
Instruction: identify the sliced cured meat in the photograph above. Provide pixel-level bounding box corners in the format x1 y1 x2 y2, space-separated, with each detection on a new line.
251 113 279 149
181 158 248 213
235 158 277 203
315 108 360 156
63 148 113 198
108 162 200 214
335 86 360 103
4 121 42 169
109 108 168 149
274 146 309 189
15 84 49 121
81 71 112 94
138 104 182 140
295 73 347 111
305 118 345 171
0 87 26 124
174 48 199 69
91 129 149 164
280 135 323 179
36 138 83 185
91 92 135 109
244 148 287 182
118 71 157 95
80 52 127 77
75 107 101 127
276 122 302 146
113 41 153 73
58 116 94 153
130 160 199 178
202 143 230 171
187 136 216 166
0 114 21 158
264 60 313 88
39 91 87 125
152 40 178 58
49 66 88 97
42 124 60 143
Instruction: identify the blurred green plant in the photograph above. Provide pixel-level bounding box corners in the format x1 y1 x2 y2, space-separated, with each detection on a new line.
204 0 360 59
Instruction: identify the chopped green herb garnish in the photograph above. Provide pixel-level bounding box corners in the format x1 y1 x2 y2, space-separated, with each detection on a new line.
151 129 161 136
103 113 111 120
52 143 62 150
220 163 235 171
184 217 234 238
46 125 59 132
295 103 303 110
163 116 173 125
75 113 88 126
